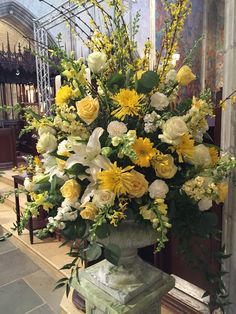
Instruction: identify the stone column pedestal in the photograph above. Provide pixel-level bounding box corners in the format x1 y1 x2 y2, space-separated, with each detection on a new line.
71 260 175 314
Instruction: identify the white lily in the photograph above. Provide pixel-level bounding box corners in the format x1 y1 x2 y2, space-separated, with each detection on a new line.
65 127 111 203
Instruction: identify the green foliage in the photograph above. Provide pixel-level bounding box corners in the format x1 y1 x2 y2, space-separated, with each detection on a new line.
107 73 125 93
104 243 121 266
169 190 231 312
136 71 159 94
0 233 12 242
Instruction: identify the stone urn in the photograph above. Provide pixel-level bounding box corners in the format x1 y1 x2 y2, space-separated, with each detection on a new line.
81 221 162 304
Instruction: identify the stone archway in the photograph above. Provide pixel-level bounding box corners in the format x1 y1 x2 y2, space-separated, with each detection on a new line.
0 1 55 46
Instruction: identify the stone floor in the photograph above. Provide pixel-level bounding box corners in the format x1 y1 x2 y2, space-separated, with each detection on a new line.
0 236 64 314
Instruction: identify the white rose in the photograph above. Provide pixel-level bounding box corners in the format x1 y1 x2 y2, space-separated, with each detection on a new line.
37 133 57 154
198 198 212 211
150 92 169 111
148 180 169 199
87 52 107 73
185 144 211 167
24 177 34 192
38 126 56 136
107 121 127 137
165 69 177 83
93 190 115 208
159 116 188 144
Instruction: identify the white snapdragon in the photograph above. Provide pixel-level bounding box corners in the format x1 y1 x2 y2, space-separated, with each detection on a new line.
54 200 79 222
148 180 169 199
107 121 127 137
87 52 107 73
159 116 188 145
37 133 57 154
93 190 115 208
150 92 169 111
165 69 177 83
144 111 161 133
198 198 213 211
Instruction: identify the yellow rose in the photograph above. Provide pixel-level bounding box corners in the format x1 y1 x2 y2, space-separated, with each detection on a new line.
126 170 148 198
80 202 98 220
217 182 228 203
76 96 99 125
152 154 177 179
176 65 196 86
60 179 81 202
140 205 156 221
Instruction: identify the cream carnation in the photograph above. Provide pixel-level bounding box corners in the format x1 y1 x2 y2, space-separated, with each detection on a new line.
38 126 56 136
24 177 34 192
87 51 107 73
150 92 169 111
159 116 188 144
37 133 57 154
93 190 115 208
148 180 169 199
107 121 127 137
198 198 212 211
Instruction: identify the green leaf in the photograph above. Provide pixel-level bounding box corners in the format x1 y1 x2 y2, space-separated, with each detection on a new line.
107 73 125 93
60 263 75 270
136 71 159 93
53 282 66 290
85 243 102 261
61 219 86 240
34 175 50 184
33 182 51 194
202 291 210 298
56 277 68 284
50 175 57 194
104 243 121 266
95 224 110 239
66 283 71 297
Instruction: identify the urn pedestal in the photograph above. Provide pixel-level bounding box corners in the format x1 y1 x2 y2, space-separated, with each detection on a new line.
71 263 175 314
70 221 175 313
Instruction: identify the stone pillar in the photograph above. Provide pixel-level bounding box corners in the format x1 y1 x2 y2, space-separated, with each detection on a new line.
221 0 236 313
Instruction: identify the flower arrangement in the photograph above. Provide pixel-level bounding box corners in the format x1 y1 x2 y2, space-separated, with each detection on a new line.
14 0 236 311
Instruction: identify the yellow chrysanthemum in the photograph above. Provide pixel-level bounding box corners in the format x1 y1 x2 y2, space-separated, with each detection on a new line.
172 133 195 162
55 85 73 106
111 89 143 120
132 137 157 167
97 162 134 196
208 147 219 166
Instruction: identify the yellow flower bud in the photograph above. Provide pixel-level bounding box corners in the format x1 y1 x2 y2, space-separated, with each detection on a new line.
176 65 196 86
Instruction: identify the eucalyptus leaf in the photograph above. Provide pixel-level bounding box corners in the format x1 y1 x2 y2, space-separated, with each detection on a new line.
85 243 102 261
104 243 121 266
95 224 110 239
136 71 159 93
